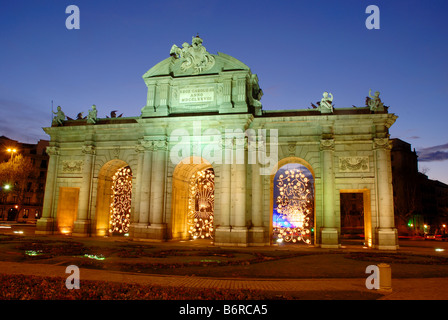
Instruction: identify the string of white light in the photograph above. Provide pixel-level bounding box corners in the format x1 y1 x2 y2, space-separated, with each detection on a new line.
109 166 132 235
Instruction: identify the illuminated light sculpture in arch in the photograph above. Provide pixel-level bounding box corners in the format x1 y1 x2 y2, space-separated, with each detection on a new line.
188 168 215 239
273 164 314 244
109 166 132 235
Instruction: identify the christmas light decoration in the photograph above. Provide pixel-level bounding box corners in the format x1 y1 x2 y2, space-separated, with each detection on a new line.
188 168 215 240
273 166 313 244
109 166 132 235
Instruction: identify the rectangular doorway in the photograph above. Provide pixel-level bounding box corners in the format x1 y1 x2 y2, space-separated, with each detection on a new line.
340 190 371 246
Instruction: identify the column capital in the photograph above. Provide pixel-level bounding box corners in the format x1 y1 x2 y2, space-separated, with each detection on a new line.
234 135 248 150
137 139 154 152
46 146 59 156
320 139 335 151
373 138 391 150
82 145 96 155
142 136 167 151
153 140 168 151
219 136 234 149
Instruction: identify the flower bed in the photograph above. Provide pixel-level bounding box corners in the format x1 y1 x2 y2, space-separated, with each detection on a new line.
0 273 289 300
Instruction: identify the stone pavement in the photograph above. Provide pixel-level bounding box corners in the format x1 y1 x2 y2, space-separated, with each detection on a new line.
1 260 448 300
1 229 448 300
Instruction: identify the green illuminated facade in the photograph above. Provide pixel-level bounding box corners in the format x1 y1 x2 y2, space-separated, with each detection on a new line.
37 37 399 250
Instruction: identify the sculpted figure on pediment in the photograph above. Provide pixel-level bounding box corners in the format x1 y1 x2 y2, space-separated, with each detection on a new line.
170 36 215 74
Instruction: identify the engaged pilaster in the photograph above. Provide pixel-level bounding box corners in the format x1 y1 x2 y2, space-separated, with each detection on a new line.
73 144 95 236
148 138 168 240
36 146 59 234
249 135 267 245
130 140 153 238
320 138 339 248
373 138 398 250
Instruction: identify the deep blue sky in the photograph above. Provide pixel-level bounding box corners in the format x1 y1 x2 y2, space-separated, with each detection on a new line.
1 0 447 183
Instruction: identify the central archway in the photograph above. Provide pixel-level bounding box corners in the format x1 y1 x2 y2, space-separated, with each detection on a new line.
171 157 213 241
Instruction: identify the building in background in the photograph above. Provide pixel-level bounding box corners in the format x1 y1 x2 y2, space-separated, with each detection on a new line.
391 138 448 236
0 136 49 222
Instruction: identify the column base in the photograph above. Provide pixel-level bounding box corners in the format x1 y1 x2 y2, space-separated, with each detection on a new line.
375 228 399 250
248 226 269 246
214 226 248 247
320 228 340 248
72 220 91 237
131 223 167 241
35 218 55 235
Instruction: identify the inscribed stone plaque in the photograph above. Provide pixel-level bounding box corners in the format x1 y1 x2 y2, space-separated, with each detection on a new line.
179 86 215 104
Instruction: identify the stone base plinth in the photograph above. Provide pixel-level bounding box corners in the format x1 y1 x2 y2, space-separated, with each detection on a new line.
35 218 55 235
375 228 399 250
72 220 91 237
248 227 269 246
320 228 340 248
214 226 248 247
131 223 167 241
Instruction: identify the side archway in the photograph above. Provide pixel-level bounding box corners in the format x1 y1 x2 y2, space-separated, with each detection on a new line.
270 157 316 245
95 159 132 236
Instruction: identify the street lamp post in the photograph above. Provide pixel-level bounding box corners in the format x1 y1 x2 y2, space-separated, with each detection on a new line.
7 148 17 160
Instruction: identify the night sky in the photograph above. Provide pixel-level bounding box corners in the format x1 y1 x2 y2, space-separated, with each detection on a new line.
1 0 447 183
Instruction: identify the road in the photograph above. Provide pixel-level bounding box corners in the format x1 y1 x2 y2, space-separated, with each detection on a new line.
1 223 448 256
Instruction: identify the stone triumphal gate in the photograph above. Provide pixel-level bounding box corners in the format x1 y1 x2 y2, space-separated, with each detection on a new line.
37 36 399 250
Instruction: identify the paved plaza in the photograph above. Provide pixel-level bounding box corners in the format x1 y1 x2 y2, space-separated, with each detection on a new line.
1 223 448 300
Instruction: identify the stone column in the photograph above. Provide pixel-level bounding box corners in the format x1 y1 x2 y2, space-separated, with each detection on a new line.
251 162 263 227
230 135 248 246
73 144 95 236
374 138 398 250
215 137 232 245
36 146 59 234
130 140 152 238
251 137 266 229
132 140 153 238
148 139 168 240
249 156 265 245
320 139 339 248
132 144 145 224
139 141 153 225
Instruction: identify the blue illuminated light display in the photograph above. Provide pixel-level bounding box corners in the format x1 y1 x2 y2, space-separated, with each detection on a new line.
273 163 314 244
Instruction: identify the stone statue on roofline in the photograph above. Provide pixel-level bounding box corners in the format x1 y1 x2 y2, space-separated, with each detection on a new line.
366 89 385 112
87 104 98 124
318 92 334 113
52 106 66 126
